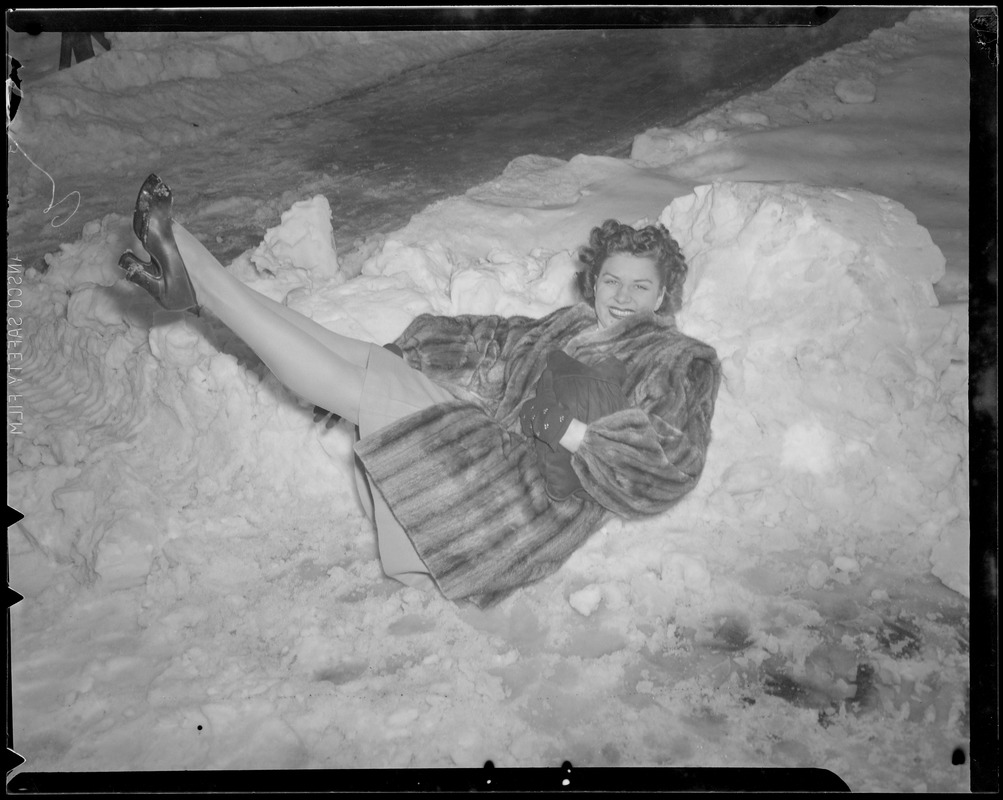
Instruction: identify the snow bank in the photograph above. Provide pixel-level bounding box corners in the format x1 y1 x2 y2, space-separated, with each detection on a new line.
628 8 971 304
8 176 968 599
7 9 972 787
8 211 357 589
6 191 583 591
7 30 513 174
664 181 968 595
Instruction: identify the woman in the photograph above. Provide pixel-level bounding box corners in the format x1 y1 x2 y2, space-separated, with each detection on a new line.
120 174 721 608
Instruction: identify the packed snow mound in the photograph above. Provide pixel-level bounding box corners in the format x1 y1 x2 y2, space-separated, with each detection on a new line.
631 127 723 165
251 195 342 283
672 181 945 328
96 31 435 88
7 212 356 588
6 195 587 591
7 30 512 173
626 7 970 306
664 181 968 596
49 31 510 93
8 182 968 599
398 153 695 266
233 194 583 344
7 11 973 785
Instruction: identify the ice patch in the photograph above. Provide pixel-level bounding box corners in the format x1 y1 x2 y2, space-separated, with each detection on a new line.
8 31 512 174
730 110 772 127
806 561 830 590
630 127 710 165
569 585 603 617
835 77 878 104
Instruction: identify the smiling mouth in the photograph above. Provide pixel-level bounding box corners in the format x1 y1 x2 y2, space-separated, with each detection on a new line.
607 307 635 318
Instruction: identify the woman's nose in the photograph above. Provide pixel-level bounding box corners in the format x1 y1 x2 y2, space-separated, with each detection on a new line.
615 286 632 303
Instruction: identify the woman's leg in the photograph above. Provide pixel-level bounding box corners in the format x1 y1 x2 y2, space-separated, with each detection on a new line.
169 222 441 593
244 283 373 370
171 222 368 423
176 224 372 368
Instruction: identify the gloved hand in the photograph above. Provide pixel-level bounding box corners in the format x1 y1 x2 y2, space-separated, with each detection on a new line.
313 405 342 429
520 367 573 450
522 350 630 502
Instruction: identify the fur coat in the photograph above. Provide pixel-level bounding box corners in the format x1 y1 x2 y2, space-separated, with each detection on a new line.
354 302 721 607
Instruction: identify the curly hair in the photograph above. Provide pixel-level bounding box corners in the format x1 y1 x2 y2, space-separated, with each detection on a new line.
577 219 688 315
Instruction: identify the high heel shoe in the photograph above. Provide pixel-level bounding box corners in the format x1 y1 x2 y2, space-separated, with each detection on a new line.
118 174 200 313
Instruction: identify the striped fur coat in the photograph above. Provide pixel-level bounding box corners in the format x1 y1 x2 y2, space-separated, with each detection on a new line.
354 303 721 607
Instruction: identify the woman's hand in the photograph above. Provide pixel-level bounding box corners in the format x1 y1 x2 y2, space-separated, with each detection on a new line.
520 396 584 452
558 418 587 453
313 405 342 429
520 393 573 450
519 367 574 449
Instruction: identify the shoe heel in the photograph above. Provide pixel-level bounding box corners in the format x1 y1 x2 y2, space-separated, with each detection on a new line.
119 174 200 313
119 250 163 297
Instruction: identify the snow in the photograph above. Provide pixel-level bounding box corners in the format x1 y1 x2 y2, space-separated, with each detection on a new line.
251 195 342 283
661 180 966 588
834 77 878 104
7 9 974 792
7 30 512 175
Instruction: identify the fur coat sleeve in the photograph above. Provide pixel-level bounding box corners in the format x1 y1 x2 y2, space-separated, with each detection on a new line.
393 312 540 408
568 339 720 518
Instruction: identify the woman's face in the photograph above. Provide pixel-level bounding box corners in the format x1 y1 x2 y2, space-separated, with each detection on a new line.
594 253 666 329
